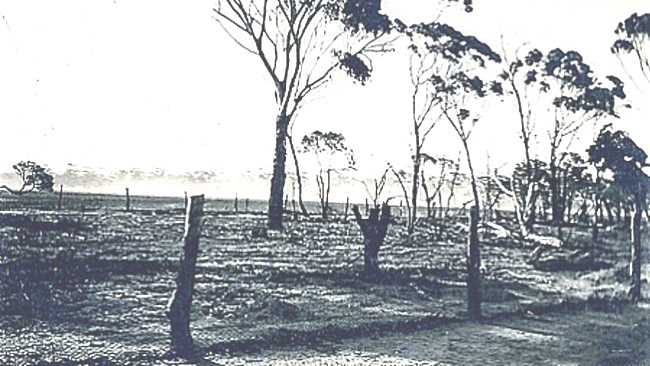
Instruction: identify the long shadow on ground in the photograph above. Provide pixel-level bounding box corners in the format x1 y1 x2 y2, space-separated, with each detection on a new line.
203 296 631 356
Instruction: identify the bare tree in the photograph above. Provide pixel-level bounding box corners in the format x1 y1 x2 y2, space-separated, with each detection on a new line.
420 154 456 219
358 164 390 209
287 131 310 216
214 0 392 229
403 41 445 233
492 159 549 237
390 166 412 228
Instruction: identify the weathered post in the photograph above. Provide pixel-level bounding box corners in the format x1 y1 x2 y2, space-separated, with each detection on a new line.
125 188 131 212
353 203 390 282
57 185 63 210
184 191 188 211
234 194 239 213
168 194 204 358
344 196 350 220
467 205 481 321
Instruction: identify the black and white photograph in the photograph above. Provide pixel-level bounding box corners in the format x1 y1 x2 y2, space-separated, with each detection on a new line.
1 0 650 364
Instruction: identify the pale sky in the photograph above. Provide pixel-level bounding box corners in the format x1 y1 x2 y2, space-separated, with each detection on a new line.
1 0 650 199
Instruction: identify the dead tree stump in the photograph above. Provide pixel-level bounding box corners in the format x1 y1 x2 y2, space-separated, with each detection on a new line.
353 203 390 281
168 194 204 358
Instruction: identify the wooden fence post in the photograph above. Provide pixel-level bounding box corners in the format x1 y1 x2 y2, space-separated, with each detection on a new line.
168 194 204 358
467 206 481 320
234 194 239 213
57 185 63 210
125 188 131 212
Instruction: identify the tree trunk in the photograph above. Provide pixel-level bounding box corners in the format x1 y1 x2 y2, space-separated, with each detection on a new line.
550 164 563 225
291 183 298 220
512 77 532 176
317 173 327 220
268 114 289 230
410 155 421 235
566 195 574 225
630 194 642 301
168 195 204 359
392 169 412 233
550 128 563 226
460 138 482 321
604 200 614 225
287 134 310 216
325 169 331 220
57 185 63 210
592 197 600 243
437 187 443 219
421 172 433 218
467 205 481 320
353 204 390 282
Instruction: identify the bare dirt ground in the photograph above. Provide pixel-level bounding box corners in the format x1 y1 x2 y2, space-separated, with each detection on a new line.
221 302 650 365
0 204 648 365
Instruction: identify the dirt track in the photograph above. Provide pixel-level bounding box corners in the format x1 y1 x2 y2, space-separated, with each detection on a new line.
219 302 650 365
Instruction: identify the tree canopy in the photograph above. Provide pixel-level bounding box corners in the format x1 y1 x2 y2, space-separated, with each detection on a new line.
1 161 54 196
588 124 648 190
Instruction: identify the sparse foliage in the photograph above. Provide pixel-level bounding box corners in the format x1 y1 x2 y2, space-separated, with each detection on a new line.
397 19 503 321
612 13 650 86
213 0 393 229
300 130 355 219
398 18 502 240
519 47 625 224
420 154 460 219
